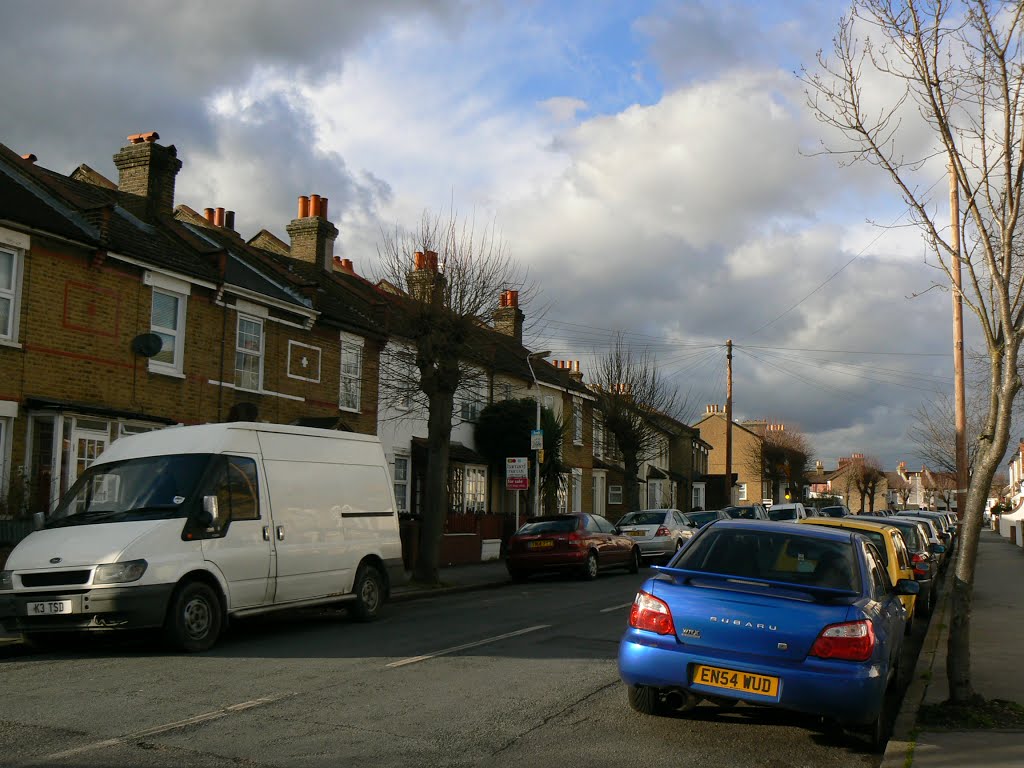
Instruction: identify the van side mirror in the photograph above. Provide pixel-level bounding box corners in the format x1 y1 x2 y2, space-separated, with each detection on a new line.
32 511 44 530
198 495 220 528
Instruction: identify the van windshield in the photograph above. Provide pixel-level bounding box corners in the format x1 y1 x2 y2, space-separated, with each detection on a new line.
46 454 213 527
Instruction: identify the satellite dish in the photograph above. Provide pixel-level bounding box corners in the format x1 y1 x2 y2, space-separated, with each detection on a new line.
131 333 163 357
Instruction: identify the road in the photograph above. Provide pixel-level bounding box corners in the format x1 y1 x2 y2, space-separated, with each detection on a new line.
0 566 923 768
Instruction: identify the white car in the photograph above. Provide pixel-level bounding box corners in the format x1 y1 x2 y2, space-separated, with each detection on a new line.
767 502 812 521
614 509 697 562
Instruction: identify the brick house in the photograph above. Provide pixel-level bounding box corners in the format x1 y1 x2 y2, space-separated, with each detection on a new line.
0 133 380 519
693 404 765 508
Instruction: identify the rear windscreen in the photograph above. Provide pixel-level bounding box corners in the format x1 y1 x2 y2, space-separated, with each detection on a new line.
619 512 665 526
768 508 797 520
677 529 860 591
517 518 578 534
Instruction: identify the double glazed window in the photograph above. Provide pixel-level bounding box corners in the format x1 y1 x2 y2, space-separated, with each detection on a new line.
235 315 264 391
393 456 409 513
150 289 186 373
0 242 23 342
340 333 364 412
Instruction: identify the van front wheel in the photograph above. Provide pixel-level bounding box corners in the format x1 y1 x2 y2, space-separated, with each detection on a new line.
164 581 222 653
351 564 385 622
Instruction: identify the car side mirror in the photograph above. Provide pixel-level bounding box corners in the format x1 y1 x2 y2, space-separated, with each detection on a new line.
895 578 920 596
32 511 45 531
198 495 220 528
930 543 946 555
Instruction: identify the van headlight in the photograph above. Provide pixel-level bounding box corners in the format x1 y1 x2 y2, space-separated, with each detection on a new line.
94 560 148 584
0 571 12 590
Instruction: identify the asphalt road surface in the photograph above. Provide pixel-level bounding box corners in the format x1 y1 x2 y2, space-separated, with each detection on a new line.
0 566 923 768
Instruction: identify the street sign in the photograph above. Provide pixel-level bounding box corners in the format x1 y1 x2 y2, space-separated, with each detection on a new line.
507 477 529 490
530 429 543 450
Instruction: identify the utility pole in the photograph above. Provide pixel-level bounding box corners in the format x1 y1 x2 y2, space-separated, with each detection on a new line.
726 339 733 506
950 161 968 520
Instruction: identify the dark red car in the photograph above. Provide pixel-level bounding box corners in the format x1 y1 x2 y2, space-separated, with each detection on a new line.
506 513 641 581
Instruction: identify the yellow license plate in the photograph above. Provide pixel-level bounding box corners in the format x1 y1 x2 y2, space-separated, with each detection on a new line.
528 540 554 549
626 530 645 537
692 665 779 696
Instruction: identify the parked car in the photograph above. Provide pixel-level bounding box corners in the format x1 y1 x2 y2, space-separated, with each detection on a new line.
682 509 730 528
896 514 952 570
854 516 942 617
721 504 770 521
818 505 851 518
506 514 640 581
618 520 917 750
767 502 810 521
898 510 956 553
615 509 697 563
801 517 917 628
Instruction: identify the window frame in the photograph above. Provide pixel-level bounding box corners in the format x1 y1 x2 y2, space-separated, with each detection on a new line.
737 482 747 501
234 314 264 392
339 332 364 412
0 234 26 344
572 398 583 445
393 455 410 514
148 287 187 374
609 485 623 505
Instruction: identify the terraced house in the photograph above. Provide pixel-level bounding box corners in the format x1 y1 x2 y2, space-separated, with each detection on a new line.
0 132 381 523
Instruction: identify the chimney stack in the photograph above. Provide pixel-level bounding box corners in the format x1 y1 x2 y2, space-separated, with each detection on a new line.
407 249 444 302
113 131 182 219
492 289 524 344
568 360 583 383
224 210 235 231
334 257 355 274
20 153 37 164
286 193 338 271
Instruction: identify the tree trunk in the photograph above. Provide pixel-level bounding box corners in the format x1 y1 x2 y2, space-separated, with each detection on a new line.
624 456 641 511
415 389 455 584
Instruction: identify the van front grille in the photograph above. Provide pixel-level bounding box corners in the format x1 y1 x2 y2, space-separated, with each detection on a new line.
21 570 91 587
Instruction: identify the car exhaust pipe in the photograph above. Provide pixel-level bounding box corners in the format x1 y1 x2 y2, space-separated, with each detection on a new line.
664 690 701 712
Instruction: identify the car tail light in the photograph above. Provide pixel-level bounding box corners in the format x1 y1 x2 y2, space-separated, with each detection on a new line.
911 552 927 564
566 531 585 548
655 526 671 538
809 620 875 662
628 590 676 635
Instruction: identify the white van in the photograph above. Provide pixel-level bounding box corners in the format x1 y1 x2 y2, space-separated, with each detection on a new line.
0 422 404 651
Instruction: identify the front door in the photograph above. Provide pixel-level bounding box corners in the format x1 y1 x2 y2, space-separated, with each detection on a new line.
69 422 109 488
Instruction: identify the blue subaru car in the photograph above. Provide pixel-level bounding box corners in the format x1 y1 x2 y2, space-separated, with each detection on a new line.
617 520 918 750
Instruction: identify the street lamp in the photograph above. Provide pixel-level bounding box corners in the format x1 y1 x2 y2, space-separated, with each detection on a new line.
526 350 551 521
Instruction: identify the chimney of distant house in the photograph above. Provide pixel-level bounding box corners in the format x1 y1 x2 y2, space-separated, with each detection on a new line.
333 256 355 275
492 289 524 344
568 360 583 383
112 132 182 219
816 460 823 471
286 194 338 270
406 250 444 302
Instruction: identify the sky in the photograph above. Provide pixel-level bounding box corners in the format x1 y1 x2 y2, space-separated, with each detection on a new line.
1 0 978 472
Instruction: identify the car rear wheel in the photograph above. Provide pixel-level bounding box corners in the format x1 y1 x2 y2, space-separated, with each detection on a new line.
582 551 599 580
627 547 640 574
627 685 660 715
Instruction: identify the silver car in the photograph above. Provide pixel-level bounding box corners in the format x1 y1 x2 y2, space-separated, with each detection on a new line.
615 508 697 562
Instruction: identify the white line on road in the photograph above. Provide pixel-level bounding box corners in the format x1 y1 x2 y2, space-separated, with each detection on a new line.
600 602 634 613
386 624 551 668
18 694 292 766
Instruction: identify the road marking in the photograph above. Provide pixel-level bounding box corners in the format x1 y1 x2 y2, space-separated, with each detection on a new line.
19 694 291 765
386 624 551 668
601 602 633 613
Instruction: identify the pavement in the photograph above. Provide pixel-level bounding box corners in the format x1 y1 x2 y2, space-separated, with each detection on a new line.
882 527 1024 768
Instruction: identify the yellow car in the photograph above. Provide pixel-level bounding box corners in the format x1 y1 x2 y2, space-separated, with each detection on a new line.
800 517 917 627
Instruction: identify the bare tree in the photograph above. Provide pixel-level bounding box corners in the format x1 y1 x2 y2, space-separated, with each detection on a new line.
853 456 886 514
588 334 685 511
924 467 958 509
804 0 1024 705
890 472 913 509
908 391 984 474
744 424 813 500
375 210 527 584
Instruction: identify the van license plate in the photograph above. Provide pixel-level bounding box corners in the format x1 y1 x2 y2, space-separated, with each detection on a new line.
27 600 73 616
692 664 779 696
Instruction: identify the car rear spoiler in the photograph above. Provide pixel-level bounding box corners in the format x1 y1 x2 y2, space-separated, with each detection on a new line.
651 565 860 600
